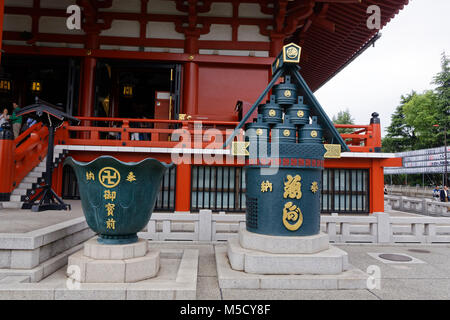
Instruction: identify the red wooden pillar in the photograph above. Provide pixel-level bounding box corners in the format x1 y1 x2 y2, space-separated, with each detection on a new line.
370 159 385 213
0 133 15 200
270 33 285 57
78 56 96 139
52 164 63 197
369 112 382 152
79 56 96 119
182 62 198 116
175 163 191 212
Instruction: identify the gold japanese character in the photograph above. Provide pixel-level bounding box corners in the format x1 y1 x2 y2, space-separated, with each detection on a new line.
104 190 117 201
106 218 116 230
86 171 95 181
283 174 302 199
261 181 273 193
282 202 303 231
126 172 137 182
105 203 115 216
311 182 319 194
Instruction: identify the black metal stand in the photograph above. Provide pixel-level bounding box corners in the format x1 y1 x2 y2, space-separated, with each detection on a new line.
21 125 71 212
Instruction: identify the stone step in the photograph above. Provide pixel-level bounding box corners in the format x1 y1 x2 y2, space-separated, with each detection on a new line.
18 183 32 190
28 172 44 178
12 189 27 196
23 177 39 183
0 202 23 209
227 237 349 275
9 195 22 202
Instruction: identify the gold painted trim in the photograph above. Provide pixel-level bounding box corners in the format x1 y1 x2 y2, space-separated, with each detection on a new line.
324 144 342 159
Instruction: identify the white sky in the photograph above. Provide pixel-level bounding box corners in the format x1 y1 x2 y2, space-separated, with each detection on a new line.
315 0 450 137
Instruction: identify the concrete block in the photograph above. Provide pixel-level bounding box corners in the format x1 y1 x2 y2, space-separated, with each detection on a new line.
239 229 329 254
67 250 90 283
216 246 367 290
10 249 40 269
85 259 126 283
227 238 244 271
84 238 148 260
374 212 391 243
228 240 348 275
0 250 11 268
199 210 212 241
124 250 160 282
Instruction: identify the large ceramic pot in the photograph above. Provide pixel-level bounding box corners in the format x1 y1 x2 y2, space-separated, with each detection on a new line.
64 156 173 244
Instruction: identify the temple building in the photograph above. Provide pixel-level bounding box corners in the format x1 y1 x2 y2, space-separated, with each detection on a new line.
0 0 405 214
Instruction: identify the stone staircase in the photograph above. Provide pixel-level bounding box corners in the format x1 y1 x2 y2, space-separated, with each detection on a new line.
1 148 68 209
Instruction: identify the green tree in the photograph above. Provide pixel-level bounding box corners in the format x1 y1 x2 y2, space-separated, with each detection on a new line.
402 90 440 149
382 92 417 152
332 109 354 134
432 52 450 144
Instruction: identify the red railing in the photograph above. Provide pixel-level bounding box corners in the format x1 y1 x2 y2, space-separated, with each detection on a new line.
0 116 382 198
56 117 381 153
14 123 49 189
334 124 381 153
0 123 49 197
55 117 243 149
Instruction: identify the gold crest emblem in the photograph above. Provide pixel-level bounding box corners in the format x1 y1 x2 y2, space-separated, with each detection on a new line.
297 110 304 118
284 90 291 98
283 129 291 137
310 130 318 138
286 47 299 59
268 109 276 117
256 128 263 136
99 167 121 188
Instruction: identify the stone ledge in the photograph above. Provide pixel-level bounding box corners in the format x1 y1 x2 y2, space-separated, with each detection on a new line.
228 238 349 275
83 238 148 260
0 217 89 250
240 229 329 254
216 246 367 290
67 249 160 283
0 243 84 282
0 248 199 300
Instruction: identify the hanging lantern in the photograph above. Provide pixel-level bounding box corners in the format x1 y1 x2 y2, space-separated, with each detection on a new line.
121 84 134 98
31 80 42 93
0 78 12 93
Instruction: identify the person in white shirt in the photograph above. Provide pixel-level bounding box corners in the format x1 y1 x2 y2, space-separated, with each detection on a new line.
0 108 8 131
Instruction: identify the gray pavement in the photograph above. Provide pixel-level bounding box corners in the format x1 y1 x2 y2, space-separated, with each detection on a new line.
0 200 83 233
2 201 450 299
147 241 450 300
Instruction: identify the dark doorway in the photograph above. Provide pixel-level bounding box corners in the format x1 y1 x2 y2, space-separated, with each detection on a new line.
0 54 80 115
94 60 181 120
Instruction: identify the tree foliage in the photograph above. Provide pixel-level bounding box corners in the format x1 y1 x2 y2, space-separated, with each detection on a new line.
332 109 354 134
382 53 450 153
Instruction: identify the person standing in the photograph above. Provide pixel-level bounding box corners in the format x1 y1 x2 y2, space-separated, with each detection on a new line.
440 186 449 202
0 108 8 132
9 102 22 139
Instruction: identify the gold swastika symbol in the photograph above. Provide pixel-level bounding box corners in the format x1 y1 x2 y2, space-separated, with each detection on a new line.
98 167 121 188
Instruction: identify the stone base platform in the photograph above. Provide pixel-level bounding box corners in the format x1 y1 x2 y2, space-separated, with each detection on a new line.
216 229 368 289
228 237 349 275
216 246 367 290
68 238 159 283
0 248 199 300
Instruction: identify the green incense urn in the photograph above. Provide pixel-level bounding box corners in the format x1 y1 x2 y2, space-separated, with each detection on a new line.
64 156 173 244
